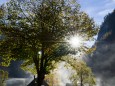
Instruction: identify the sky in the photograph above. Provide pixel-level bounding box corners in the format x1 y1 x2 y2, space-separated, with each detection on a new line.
78 0 115 25
0 0 8 5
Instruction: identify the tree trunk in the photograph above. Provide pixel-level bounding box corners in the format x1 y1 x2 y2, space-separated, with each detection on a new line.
80 72 83 86
36 43 46 86
37 71 45 86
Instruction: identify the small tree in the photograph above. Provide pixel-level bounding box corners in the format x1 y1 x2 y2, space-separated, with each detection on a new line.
64 58 95 86
45 71 61 86
0 70 8 86
0 0 98 85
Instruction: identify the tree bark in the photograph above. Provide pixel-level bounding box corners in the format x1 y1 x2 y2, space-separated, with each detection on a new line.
37 71 45 86
80 71 83 86
37 43 45 86
37 70 45 86
32 48 44 86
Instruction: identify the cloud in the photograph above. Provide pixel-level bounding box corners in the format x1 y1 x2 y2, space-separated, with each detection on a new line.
79 0 115 25
112 0 115 2
98 9 113 16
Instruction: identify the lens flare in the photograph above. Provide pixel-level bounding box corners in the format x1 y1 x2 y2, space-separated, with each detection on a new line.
68 35 82 48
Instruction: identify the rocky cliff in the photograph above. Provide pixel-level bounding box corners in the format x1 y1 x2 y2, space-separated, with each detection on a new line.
88 10 115 86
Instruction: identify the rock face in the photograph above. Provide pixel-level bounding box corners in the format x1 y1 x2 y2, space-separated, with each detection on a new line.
88 10 115 86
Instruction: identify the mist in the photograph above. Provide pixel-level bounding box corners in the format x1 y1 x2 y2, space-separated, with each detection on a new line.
87 10 115 86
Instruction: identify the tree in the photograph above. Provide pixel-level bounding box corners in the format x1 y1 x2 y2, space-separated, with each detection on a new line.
0 70 8 86
45 71 61 86
0 0 98 85
64 58 95 86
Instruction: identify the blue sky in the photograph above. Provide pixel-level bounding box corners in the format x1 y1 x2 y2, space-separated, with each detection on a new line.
0 0 115 25
0 0 8 5
78 0 115 25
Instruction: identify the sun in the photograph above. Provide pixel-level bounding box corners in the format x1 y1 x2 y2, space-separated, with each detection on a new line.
68 35 82 48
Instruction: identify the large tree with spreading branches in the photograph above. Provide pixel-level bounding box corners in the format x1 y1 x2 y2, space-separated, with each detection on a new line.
0 0 98 85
